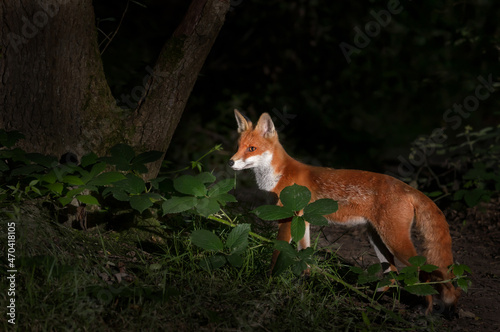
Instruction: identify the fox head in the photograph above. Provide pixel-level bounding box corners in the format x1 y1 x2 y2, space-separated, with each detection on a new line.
228 109 279 171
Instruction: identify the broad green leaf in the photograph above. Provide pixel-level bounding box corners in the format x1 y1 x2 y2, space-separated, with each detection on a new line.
272 251 295 277
291 260 309 276
80 152 98 167
457 278 470 292
303 198 338 216
131 150 163 165
162 196 198 214
273 240 297 258
304 214 329 226
252 205 293 221
113 174 146 194
129 194 154 213
11 164 45 176
174 175 207 197
191 230 224 251
87 171 126 186
65 186 87 198
195 197 220 217
367 263 382 275
62 175 85 186
195 172 216 184
110 144 136 162
45 182 63 195
199 255 226 271
212 193 237 206
225 224 250 254
40 170 57 184
226 253 244 267
408 256 427 267
291 216 306 242
453 264 472 277
208 178 235 196
102 187 130 202
420 264 439 273
404 284 438 296
280 184 311 211
58 197 73 206
26 153 57 167
76 195 100 206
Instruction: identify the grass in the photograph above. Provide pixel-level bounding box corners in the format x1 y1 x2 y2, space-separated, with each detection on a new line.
0 201 444 331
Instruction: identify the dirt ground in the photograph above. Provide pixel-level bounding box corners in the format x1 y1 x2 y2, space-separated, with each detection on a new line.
315 198 500 331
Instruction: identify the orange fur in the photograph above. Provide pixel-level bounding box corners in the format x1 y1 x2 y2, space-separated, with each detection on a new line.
229 110 461 314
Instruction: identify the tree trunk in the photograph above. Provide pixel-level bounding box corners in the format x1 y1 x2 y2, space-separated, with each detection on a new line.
0 0 230 178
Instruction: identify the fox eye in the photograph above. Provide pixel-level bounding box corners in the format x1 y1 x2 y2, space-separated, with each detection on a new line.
248 146 256 152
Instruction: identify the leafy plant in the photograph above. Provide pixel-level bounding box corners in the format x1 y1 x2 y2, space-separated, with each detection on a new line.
349 256 472 298
252 184 338 276
190 223 251 270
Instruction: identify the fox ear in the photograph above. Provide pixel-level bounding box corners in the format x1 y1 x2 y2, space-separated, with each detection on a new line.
255 113 276 138
234 109 252 133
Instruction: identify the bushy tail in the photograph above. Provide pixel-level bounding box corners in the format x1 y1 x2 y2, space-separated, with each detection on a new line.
413 192 461 307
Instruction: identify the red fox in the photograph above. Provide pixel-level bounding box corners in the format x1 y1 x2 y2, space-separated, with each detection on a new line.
228 109 461 314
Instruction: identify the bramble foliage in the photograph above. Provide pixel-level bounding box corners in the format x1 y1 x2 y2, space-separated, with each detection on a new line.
0 130 236 217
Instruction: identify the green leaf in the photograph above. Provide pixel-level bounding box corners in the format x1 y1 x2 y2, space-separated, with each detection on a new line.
44 182 63 195
174 175 207 197
191 230 224 251
195 197 220 217
404 284 439 296
225 224 250 254
251 205 293 221
87 171 126 186
420 264 439 273
58 197 73 206
62 175 85 186
367 263 382 275
304 198 338 216
457 278 470 292
26 153 57 167
129 194 154 213
452 264 471 277
65 186 87 198
226 253 244 267
102 187 130 202
131 151 163 165
162 196 198 214
208 178 235 196
291 216 306 243
199 255 226 271
272 251 295 277
195 172 216 184
11 164 45 176
304 214 329 226
291 260 309 276
280 184 311 211
408 256 427 267
273 240 297 258
114 174 146 194
76 195 100 206
80 152 98 167
110 144 136 162
212 193 237 206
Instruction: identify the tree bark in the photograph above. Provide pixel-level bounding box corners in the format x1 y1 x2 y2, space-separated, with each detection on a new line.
0 0 230 178
132 0 230 178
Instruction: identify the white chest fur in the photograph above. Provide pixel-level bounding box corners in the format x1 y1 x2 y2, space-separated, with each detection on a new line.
250 151 281 191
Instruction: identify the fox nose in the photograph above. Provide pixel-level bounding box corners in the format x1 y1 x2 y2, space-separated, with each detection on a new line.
228 160 235 167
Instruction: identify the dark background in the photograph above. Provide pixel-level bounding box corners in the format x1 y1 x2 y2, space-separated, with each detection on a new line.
94 0 500 175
